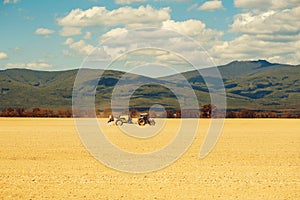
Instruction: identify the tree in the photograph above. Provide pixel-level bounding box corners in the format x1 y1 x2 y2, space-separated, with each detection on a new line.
2 107 16 117
267 111 278 118
16 108 25 117
175 110 181 118
239 109 255 118
226 111 237 118
23 110 33 117
130 109 139 118
102 108 112 118
55 109 72 118
166 110 174 118
181 109 200 118
200 104 216 118
32 108 41 117
282 111 292 118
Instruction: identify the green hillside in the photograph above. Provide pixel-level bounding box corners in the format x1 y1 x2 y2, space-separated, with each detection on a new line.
0 60 299 112
161 60 300 111
0 69 77 110
218 60 300 111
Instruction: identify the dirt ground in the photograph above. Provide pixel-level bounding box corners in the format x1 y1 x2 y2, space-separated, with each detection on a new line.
0 118 299 199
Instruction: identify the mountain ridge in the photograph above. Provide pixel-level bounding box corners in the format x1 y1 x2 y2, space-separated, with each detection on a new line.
1 60 299 112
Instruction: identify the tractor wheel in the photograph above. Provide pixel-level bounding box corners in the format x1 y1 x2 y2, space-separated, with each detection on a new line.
115 120 123 126
138 118 146 126
149 119 156 126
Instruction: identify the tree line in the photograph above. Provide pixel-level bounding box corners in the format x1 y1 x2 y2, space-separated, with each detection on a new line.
97 104 300 118
1 105 300 118
0 107 72 118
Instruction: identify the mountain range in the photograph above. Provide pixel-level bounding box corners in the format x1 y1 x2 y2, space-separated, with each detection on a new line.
1 60 299 113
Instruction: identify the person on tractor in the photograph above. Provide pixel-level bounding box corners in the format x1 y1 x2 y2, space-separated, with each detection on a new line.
108 115 114 123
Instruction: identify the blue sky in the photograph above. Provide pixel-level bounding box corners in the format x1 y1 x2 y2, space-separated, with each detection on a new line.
0 0 299 71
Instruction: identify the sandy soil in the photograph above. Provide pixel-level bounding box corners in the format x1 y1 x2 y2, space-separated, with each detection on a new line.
0 118 299 199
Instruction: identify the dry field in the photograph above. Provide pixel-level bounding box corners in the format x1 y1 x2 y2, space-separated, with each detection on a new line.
0 118 299 199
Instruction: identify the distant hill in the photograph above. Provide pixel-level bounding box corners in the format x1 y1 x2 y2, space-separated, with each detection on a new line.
171 60 300 111
0 60 299 113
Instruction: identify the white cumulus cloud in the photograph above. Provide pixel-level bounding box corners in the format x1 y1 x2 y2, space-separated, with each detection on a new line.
63 38 96 56
59 27 82 36
57 5 171 29
35 28 55 35
63 38 74 45
211 1 300 65
234 0 300 11
4 61 51 69
231 6 300 40
4 62 26 68
57 2 299 67
162 19 223 49
211 34 300 65
100 28 128 41
115 0 147 5
84 31 92 40
162 19 206 36
198 0 224 11
26 62 52 69
3 0 19 4
97 28 219 68
70 40 95 55
0 52 8 59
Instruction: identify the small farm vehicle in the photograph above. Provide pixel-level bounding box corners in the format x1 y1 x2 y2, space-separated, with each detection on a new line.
109 113 155 126
115 115 133 126
137 113 155 126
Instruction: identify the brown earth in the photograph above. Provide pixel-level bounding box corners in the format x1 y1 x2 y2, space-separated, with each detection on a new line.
0 118 299 199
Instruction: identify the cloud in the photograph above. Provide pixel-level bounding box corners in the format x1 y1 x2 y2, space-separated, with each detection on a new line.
234 0 300 11
59 27 82 36
35 28 55 35
162 19 206 36
85 46 112 61
117 49 190 75
198 0 224 11
0 52 8 59
57 5 171 29
62 41 112 65
187 3 198 12
57 3 298 67
70 40 95 55
14 47 21 51
214 2 300 65
58 5 172 59
4 61 52 69
115 0 147 5
210 34 300 65
84 31 92 40
154 51 187 66
97 28 219 68
26 62 52 69
175 0 192 2
234 0 272 10
63 38 96 56
63 38 74 45
3 0 19 4
231 7 300 39
162 19 223 49
100 28 128 41
4 62 26 68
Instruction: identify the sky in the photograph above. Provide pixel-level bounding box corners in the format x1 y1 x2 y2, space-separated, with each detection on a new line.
0 0 299 72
